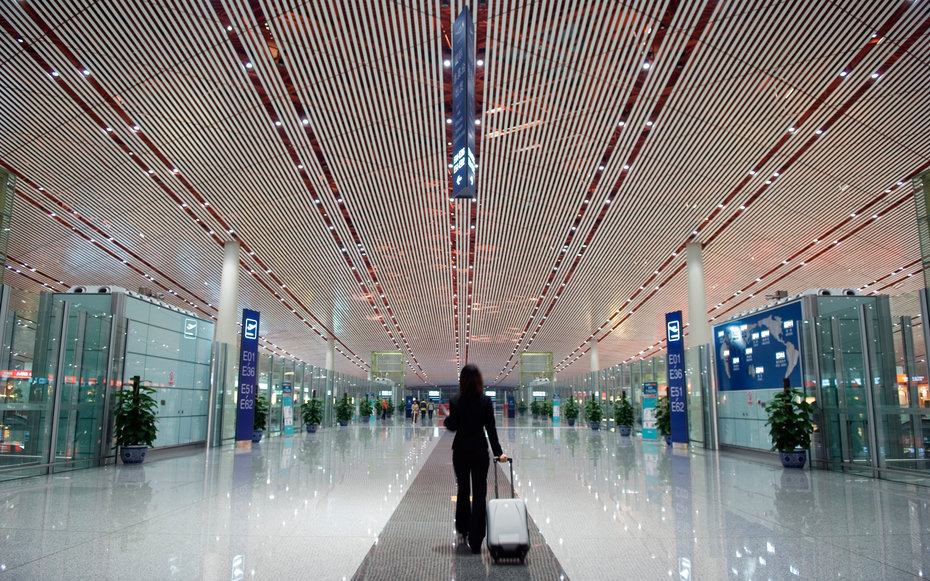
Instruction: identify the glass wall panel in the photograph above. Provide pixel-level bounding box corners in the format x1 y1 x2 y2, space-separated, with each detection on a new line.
0 301 41 479
0 297 61 480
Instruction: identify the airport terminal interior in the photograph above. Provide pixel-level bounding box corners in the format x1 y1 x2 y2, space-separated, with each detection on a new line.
2 1 930 579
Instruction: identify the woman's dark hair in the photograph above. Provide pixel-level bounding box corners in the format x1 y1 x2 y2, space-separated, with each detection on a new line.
459 364 484 397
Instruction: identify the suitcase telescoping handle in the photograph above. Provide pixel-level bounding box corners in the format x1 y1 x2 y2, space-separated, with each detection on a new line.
493 457 514 499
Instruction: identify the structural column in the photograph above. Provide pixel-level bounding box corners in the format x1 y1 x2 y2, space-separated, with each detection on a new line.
686 241 715 449
216 241 241 344
207 241 240 446
589 342 599 398
686 242 709 348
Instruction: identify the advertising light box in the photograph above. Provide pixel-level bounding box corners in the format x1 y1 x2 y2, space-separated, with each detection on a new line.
713 301 802 391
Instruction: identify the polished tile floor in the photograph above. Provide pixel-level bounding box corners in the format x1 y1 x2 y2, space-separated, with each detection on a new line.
1 416 929 579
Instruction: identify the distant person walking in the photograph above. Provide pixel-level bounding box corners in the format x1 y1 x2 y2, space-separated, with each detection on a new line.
445 364 507 553
381 398 387 420
427 401 434 422
412 399 420 424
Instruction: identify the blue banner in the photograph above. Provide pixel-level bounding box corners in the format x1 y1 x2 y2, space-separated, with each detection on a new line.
713 301 803 391
666 311 688 444
235 309 260 441
642 382 658 440
452 8 476 199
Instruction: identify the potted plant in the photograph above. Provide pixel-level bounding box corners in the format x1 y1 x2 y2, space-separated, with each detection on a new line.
336 392 353 426
301 396 323 432
531 400 540 420
585 397 603 430
516 400 527 416
113 375 159 464
543 400 553 421
563 397 579 426
615 391 634 437
655 395 671 445
359 398 373 423
765 378 815 468
252 395 269 442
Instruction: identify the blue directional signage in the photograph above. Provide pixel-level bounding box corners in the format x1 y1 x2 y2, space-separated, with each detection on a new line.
235 309 260 442
713 301 803 391
452 7 476 199
666 311 688 444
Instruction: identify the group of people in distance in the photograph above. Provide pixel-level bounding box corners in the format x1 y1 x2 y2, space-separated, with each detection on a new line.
409 398 435 423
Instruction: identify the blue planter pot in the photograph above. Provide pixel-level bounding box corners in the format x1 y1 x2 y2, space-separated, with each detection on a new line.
618 425 632 437
305 423 318 433
590 421 601 430
567 419 576 427
779 450 807 469
252 429 263 443
339 420 349 427
119 445 147 464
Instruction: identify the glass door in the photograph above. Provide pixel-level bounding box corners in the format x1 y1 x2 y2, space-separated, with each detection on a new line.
50 302 113 472
815 305 876 475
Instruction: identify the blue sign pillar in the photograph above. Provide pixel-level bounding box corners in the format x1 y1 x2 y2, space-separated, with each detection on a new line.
452 8 476 199
666 310 688 445
235 309 260 444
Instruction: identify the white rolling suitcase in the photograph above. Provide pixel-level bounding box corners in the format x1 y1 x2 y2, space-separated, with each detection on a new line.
486 457 530 563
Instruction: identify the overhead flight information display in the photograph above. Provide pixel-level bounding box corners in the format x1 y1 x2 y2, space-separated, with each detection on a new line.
452 7 476 199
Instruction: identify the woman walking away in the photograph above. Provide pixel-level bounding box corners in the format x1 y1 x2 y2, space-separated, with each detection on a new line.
445 364 507 554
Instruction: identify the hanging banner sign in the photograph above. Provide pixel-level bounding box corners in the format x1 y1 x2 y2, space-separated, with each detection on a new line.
452 7 476 199
642 382 658 440
666 310 688 444
282 381 294 436
235 309 260 442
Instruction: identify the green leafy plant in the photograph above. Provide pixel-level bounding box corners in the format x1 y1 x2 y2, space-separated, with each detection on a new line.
359 398 373 417
765 382 815 452
384 398 394 415
516 400 527 415
615 392 634 426
562 397 579 421
300 397 323 426
113 375 159 447
585 397 603 423
542 400 553 419
336 393 353 424
655 396 671 436
531 400 540 416
253 395 269 431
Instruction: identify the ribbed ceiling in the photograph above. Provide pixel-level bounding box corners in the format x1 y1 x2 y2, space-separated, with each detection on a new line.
1 0 928 386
